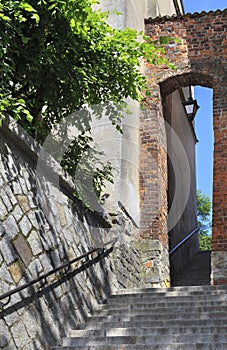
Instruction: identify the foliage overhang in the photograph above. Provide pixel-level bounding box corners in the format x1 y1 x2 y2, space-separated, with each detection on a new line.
0 0 173 205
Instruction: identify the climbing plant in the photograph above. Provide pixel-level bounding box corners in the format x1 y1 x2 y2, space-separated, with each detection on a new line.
0 0 172 204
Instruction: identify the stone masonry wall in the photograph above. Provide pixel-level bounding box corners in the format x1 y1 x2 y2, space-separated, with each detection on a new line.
143 9 227 284
0 118 140 350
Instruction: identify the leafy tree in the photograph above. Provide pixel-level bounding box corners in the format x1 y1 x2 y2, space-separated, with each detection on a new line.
0 0 172 204
197 190 212 251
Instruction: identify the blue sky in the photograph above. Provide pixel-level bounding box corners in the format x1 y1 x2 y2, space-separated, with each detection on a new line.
183 0 227 201
183 0 227 13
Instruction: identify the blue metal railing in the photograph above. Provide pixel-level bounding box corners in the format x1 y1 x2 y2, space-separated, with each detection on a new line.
169 227 200 255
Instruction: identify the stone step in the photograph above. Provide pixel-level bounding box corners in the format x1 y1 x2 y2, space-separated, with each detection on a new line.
68 325 227 338
51 344 227 350
111 284 227 296
107 294 227 305
49 253 220 349
111 284 227 295
78 317 227 330
109 287 227 299
100 299 227 310
62 333 227 346
97 304 227 316
85 311 227 324
172 280 210 286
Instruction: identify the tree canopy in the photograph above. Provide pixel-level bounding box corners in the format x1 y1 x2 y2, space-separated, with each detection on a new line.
0 0 171 204
197 190 212 251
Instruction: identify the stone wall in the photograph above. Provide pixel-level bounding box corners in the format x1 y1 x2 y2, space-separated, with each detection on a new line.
211 252 227 285
144 9 227 284
0 118 140 350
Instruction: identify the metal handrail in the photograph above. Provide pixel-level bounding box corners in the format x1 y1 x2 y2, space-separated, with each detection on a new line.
0 239 116 308
169 227 199 255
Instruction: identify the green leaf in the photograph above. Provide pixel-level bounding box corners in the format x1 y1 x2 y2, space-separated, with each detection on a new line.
70 18 75 28
25 113 33 122
48 4 57 10
31 13 40 23
0 13 11 21
19 2 37 13
21 36 30 44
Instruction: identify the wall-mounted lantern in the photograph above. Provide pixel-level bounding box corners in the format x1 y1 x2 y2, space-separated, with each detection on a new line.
182 87 200 122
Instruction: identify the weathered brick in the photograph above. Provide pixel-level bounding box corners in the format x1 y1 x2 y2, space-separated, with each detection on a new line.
143 10 227 284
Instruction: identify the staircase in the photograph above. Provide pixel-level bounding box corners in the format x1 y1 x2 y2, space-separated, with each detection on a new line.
51 251 227 349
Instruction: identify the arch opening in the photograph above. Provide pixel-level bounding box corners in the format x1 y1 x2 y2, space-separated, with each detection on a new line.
161 81 214 282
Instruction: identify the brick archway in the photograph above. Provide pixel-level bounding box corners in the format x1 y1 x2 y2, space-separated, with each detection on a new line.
140 9 227 285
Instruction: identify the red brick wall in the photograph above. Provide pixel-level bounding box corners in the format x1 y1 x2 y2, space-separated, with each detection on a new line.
141 10 227 252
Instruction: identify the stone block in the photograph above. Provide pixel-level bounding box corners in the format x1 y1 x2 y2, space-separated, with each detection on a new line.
28 259 43 276
13 234 33 267
0 175 4 188
22 308 39 339
0 262 13 286
27 230 43 256
11 320 30 349
19 216 32 237
27 193 38 209
12 180 23 195
39 254 53 273
17 195 30 213
134 239 162 253
57 203 67 227
0 320 11 348
8 261 23 284
211 251 227 284
1 188 13 211
18 177 28 195
5 185 17 206
4 306 20 327
0 236 17 265
23 171 32 191
0 198 7 221
64 206 73 227
12 204 23 222
27 211 39 230
61 227 74 246
3 215 19 240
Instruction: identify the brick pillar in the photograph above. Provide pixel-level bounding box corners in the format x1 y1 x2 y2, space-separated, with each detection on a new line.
137 79 170 288
212 77 227 284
